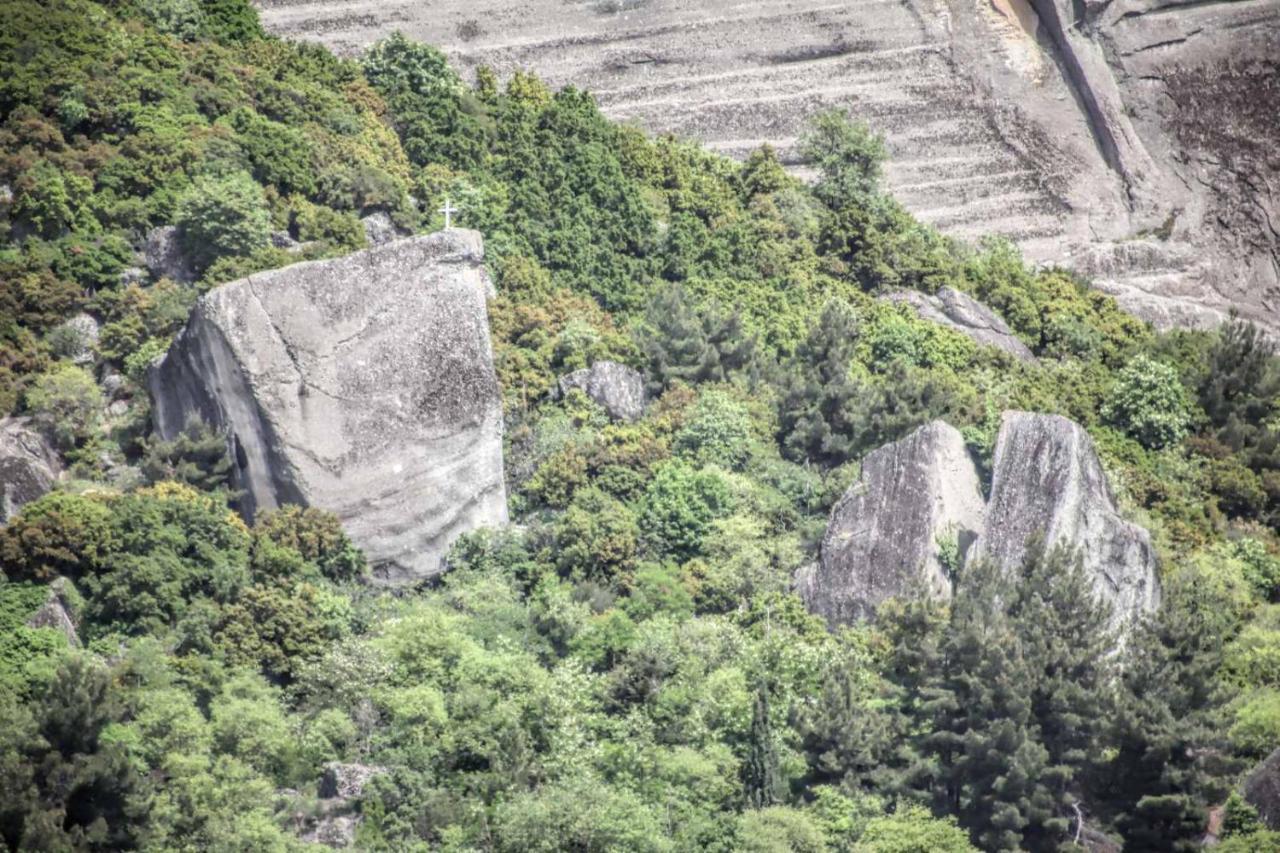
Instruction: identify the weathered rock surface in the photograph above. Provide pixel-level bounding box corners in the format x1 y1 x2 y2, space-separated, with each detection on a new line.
256 0 1279 334
1246 746 1280 830
52 313 100 366
361 211 407 247
557 360 645 422
884 288 1034 361
974 411 1160 628
800 421 985 625
24 578 80 648
148 229 508 584
0 417 61 524
319 762 386 801
144 225 195 284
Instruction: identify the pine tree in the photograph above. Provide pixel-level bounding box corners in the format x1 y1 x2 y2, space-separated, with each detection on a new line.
778 299 864 467
745 688 784 809
638 283 757 393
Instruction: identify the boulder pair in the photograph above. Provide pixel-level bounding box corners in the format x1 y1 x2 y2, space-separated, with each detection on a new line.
798 412 1160 632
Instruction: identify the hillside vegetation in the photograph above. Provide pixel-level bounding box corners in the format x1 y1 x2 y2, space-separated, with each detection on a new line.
2 1 1280 851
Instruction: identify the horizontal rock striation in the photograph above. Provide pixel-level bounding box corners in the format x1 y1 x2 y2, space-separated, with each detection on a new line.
800 420 985 625
973 411 1160 630
255 0 1279 334
883 287 1035 361
148 229 508 584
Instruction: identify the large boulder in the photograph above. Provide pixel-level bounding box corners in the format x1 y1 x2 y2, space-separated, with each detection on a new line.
799 420 986 625
883 288 1035 362
1246 747 1280 830
973 411 1160 629
148 229 508 584
0 417 61 524
557 360 646 422
24 578 80 648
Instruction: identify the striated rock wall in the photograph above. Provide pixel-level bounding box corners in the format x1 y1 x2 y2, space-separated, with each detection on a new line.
801 420 986 625
254 0 1279 334
973 411 1161 629
148 229 508 584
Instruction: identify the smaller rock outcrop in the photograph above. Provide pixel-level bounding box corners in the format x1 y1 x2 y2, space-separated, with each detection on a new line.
318 762 386 801
0 417 61 524
144 225 195 283
974 411 1160 629
1246 747 1280 830
801 421 985 625
24 578 80 648
53 313 100 365
883 288 1034 362
557 360 645 421
360 211 407 247
295 763 387 848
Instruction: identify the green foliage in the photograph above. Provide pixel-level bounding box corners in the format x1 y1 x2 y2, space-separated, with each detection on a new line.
25 363 102 450
141 419 234 492
639 460 734 559
855 805 977 853
174 172 272 273
1103 354 1193 449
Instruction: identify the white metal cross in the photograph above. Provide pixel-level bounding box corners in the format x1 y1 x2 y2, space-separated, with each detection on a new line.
438 198 459 229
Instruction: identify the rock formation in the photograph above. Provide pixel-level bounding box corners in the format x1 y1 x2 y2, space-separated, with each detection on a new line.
802 411 1160 628
974 411 1160 629
0 417 61 524
556 360 646 422
1246 747 1280 830
24 578 80 648
143 225 194 283
257 0 1279 334
148 229 508 584
799 420 985 625
883 288 1035 361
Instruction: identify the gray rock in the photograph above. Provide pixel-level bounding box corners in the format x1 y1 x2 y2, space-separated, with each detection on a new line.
301 814 360 849
0 417 61 524
52 313 101 365
318 762 386 801
884 288 1035 361
973 411 1160 630
557 360 645 422
118 266 148 287
100 367 126 400
360 211 407 247
25 578 80 648
106 400 130 419
800 421 986 625
259 0 1278 334
148 229 508 584
144 225 195 283
270 229 301 251
1246 747 1280 830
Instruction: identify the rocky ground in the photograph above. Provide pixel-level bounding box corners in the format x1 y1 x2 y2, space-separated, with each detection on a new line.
255 0 1280 333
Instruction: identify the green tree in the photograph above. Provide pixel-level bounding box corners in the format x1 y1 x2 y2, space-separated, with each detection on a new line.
778 299 863 467
174 172 271 274
855 805 977 853
799 109 887 209
1102 354 1193 449
639 460 734 559
26 363 102 450
141 419 235 493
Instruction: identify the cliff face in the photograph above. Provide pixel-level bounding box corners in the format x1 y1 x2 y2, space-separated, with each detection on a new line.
255 0 1279 334
148 229 508 584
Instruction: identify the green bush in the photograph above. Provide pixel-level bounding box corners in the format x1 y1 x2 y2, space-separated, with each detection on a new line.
174 172 271 273
1102 354 1193 449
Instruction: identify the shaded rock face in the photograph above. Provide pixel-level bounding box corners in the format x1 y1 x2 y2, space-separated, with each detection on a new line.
257 0 1279 334
1246 747 1280 830
884 288 1034 361
144 225 194 284
55 313 100 365
801 421 986 625
557 360 645 422
148 229 508 584
319 763 386 801
361 211 407 247
0 417 61 524
974 411 1160 629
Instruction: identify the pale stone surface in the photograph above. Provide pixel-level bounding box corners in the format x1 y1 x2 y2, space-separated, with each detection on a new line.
0 417 61 524
557 360 645 421
54 313 100 365
800 420 985 625
319 762 386 801
883 288 1034 361
256 0 1279 334
148 229 508 584
144 225 195 283
973 411 1160 629
361 211 407 247
24 578 80 648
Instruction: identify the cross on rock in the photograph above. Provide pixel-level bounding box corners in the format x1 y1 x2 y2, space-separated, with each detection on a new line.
438 198 459 229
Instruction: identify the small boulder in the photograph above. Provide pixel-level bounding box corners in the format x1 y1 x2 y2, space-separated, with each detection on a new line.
270 230 301 251
118 266 148 287
973 411 1160 630
0 417 61 523
51 313 100 365
1246 747 1280 830
800 420 986 625
557 361 645 422
360 211 408 247
302 814 360 849
883 287 1034 361
144 225 195 283
24 578 80 648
